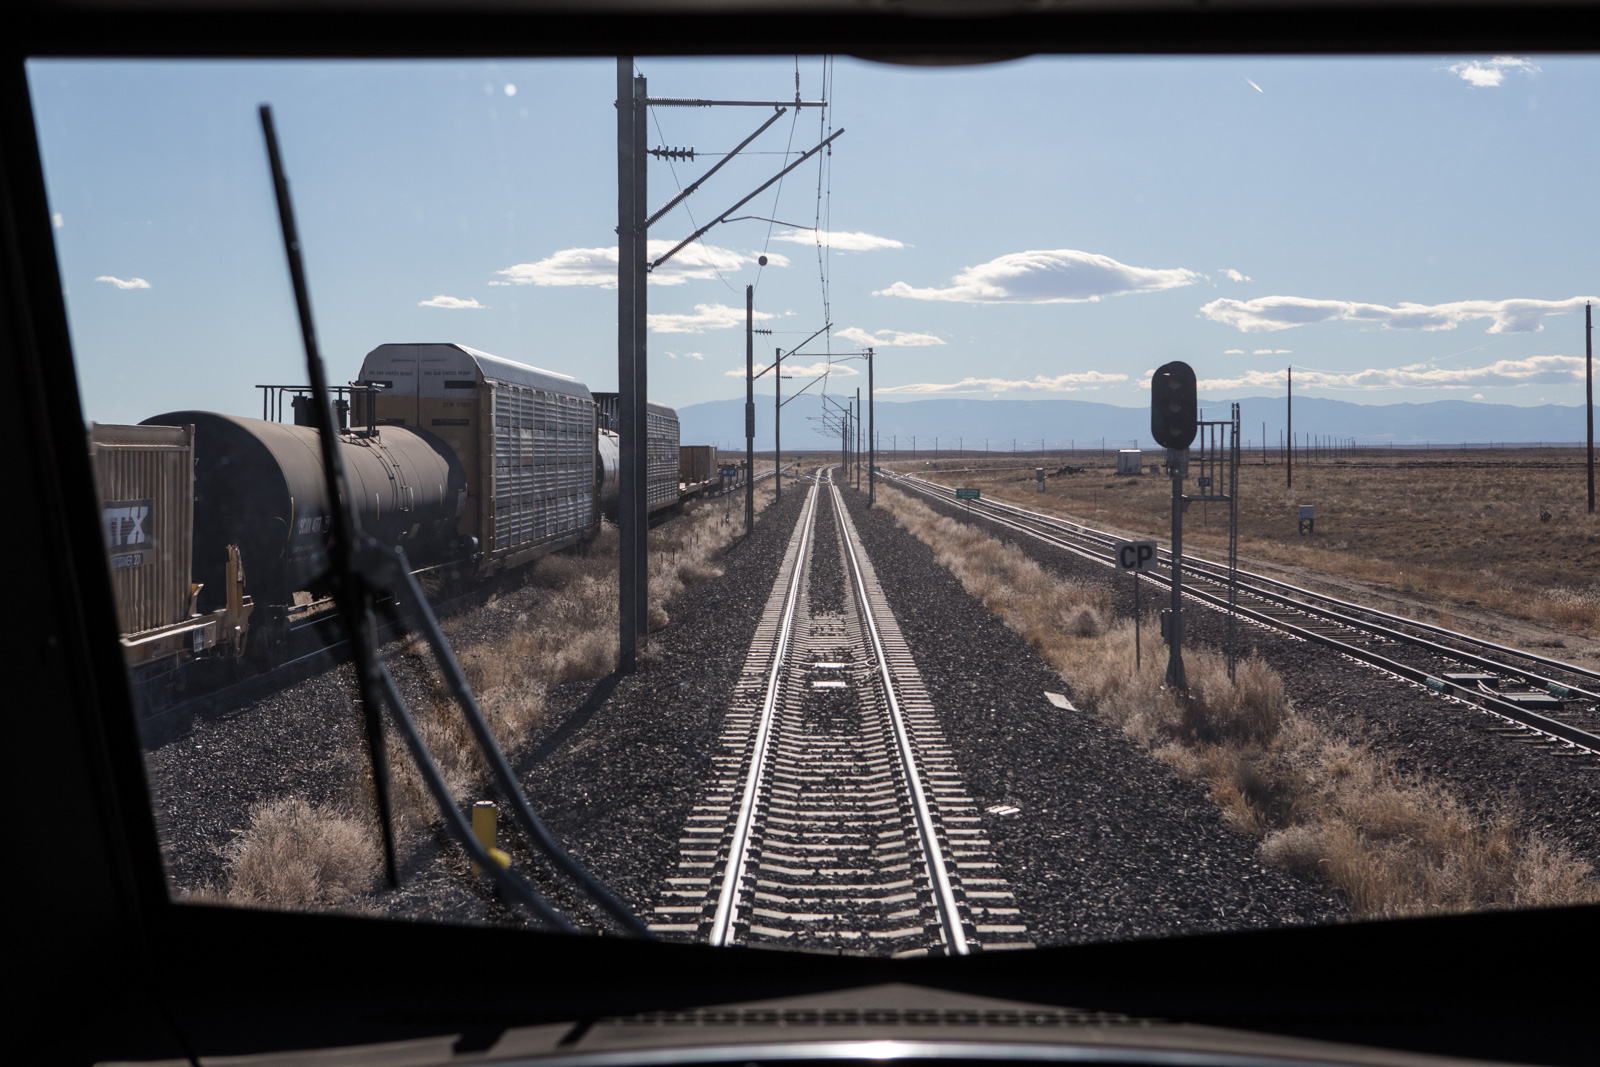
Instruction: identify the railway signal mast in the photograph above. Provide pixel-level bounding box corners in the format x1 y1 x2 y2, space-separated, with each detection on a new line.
1151 361 1198 690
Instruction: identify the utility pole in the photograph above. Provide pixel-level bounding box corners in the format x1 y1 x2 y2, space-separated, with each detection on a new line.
868 348 876 505
1589 302 1595 514
842 397 851 476
617 60 648 673
1286 366 1293 491
618 75 835 671
774 346 782 504
855 387 862 490
744 284 755 536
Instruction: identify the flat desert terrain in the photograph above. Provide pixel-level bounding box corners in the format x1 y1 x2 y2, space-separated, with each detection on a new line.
905 446 1599 664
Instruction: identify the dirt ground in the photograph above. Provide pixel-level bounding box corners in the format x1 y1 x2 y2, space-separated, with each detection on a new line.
892 446 1600 668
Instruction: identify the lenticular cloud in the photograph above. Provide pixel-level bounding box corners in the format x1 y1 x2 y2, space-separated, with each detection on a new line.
1199 295 1597 334
875 249 1200 304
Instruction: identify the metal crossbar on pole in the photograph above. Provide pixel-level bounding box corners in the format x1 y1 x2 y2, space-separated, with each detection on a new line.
646 108 788 229
650 128 844 272
646 97 827 108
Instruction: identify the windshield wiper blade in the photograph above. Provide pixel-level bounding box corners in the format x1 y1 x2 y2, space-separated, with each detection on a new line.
260 103 401 888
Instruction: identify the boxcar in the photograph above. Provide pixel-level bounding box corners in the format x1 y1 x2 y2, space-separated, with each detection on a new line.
88 423 248 670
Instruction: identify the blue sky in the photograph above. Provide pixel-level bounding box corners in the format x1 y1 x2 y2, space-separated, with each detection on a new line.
29 54 1600 427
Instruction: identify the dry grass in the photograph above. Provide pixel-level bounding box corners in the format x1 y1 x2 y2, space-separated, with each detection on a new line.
221 487 778 908
222 795 380 908
875 485 1600 916
921 448 1600 640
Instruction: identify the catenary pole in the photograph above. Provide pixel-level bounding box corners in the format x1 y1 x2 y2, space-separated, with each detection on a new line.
1286 366 1293 491
745 284 754 536
631 72 649 659
1588 302 1594 514
774 346 782 504
616 59 649 673
868 348 876 506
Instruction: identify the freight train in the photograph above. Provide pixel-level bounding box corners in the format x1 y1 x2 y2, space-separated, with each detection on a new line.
90 342 735 674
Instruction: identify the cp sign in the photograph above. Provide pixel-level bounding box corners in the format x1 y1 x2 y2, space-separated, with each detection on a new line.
1113 540 1157 572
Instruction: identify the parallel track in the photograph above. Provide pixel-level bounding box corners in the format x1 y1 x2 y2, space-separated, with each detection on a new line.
650 470 1030 955
889 471 1600 757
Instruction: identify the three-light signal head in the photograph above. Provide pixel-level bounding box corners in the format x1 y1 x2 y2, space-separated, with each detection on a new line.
1150 360 1198 450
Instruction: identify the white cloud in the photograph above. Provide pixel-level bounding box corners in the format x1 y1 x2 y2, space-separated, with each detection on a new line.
496 241 787 289
95 275 150 289
1472 393 1485 399
769 229 905 251
726 360 859 379
1447 56 1539 88
1251 348 1292 355
1199 294 1595 334
649 302 775 334
879 371 1128 395
875 249 1200 304
1223 269 1250 282
665 351 705 361
1195 355 1584 392
1247 79 1263 93
51 213 63 229
418 295 487 309
834 326 945 348
1223 349 1245 355
504 83 517 97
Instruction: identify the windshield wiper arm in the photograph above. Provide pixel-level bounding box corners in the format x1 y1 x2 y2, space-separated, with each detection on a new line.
260 104 650 936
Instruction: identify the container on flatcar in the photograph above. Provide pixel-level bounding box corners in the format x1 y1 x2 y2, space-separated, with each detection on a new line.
88 423 249 668
358 343 598 575
679 444 715 487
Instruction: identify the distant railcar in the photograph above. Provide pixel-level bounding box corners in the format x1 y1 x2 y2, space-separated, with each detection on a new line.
679 444 716 491
592 391 682 516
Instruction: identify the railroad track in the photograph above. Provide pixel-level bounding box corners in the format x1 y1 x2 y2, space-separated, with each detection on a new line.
888 471 1600 758
649 469 1030 955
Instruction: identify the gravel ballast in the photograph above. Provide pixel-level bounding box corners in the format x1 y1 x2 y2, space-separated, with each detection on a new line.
837 483 1346 944
144 468 1594 948
889 478 1600 873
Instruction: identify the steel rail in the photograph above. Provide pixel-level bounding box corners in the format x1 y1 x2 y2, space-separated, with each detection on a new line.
898 473 1600 706
829 473 970 956
707 478 821 947
902 472 1600 685
887 472 1600 752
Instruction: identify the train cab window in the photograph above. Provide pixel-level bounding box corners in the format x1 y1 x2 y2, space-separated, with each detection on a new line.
24 52 1600 959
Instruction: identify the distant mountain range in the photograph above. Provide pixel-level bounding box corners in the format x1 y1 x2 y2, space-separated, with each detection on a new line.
676 393 1591 453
